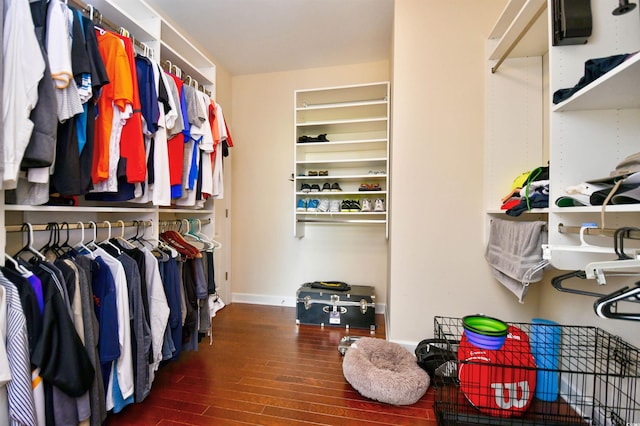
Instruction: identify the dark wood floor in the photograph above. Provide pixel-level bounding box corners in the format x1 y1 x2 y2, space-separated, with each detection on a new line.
107 303 438 425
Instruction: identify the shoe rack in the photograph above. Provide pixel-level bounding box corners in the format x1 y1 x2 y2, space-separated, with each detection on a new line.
293 82 390 238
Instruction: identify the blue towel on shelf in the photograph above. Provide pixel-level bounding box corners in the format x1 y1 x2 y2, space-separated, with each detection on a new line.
485 218 548 302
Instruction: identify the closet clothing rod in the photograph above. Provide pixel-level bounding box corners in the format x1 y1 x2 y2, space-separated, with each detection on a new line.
158 218 211 225
491 1 547 74
558 224 640 240
5 220 152 233
67 0 149 53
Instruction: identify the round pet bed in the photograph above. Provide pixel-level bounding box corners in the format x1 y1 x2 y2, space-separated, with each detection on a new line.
342 337 430 405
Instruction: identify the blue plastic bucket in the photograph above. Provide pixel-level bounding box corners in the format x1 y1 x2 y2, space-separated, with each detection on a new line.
530 318 561 401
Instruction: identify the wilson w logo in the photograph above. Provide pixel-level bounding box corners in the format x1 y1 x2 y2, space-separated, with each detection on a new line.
490 381 531 409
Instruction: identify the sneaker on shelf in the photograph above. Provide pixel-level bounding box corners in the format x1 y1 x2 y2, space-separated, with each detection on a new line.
318 198 330 212
322 183 331 192
296 199 307 212
307 199 319 212
374 198 386 212
300 183 311 193
350 200 361 212
340 200 351 212
361 198 372 212
310 184 321 192
329 199 341 212
331 182 342 192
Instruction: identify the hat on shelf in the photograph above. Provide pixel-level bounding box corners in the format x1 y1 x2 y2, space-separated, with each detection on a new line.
586 152 640 184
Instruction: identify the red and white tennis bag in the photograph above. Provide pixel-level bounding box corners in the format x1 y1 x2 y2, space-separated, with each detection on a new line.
458 325 536 417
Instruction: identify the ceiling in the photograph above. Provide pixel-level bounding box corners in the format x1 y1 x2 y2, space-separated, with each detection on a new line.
143 0 394 76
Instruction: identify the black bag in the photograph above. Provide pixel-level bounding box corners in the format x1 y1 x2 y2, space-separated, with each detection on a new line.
415 338 458 383
305 281 351 292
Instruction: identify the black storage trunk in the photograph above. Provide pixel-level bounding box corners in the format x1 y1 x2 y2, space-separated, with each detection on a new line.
296 284 376 331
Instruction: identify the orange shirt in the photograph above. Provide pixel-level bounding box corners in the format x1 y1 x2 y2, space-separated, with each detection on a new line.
93 29 133 184
115 34 146 183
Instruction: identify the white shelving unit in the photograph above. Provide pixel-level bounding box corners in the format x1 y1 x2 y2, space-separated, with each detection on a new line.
485 0 640 270
293 82 390 238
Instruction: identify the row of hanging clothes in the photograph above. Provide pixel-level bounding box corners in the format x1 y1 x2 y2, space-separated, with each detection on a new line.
0 219 223 426
3 0 233 207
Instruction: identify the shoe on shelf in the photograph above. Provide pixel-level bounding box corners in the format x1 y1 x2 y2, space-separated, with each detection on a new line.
359 183 372 191
318 198 330 212
361 199 372 212
370 183 381 191
319 170 329 176
308 170 318 176
301 183 311 193
329 199 341 212
340 200 351 212
331 182 342 192
350 200 361 212
322 183 331 192
307 199 319 212
374 198 385 212
310 184 321 192
296 199 307 211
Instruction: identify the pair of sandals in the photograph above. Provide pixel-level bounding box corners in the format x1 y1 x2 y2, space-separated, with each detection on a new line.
308 170 328 176
298 133 329 143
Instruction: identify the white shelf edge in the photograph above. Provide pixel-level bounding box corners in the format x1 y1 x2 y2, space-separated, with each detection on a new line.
553 53 640 112
295 191 387 196
488 0 527 39
296 117 387 127
296 138 387 147
296 157 387 165
550 204 640 213
295 81 390 94
296 175 387 180
296 99 387 111
487 0 547 61
5 205 158 213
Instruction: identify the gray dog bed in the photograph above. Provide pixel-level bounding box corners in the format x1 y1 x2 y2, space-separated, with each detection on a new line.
342 337 430 405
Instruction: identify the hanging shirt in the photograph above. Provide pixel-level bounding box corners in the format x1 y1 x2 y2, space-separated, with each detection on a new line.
0 286 12 426
114 34 146 184
0 272 37 426
92 28 133 185
2 0 46 190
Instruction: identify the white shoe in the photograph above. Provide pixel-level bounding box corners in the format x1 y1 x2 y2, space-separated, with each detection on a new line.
318 198 330 212
374 198 385 212
329 199 341 212
361 198 372 212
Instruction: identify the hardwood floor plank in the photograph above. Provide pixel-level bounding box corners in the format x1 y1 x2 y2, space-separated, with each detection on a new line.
107 304 437 426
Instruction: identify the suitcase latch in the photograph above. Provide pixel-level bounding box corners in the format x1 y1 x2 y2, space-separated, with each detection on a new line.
303 295 311 310
360 299 368 314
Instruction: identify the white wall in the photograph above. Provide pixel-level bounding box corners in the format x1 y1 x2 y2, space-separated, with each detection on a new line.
388 0 540 346
230 62 391 308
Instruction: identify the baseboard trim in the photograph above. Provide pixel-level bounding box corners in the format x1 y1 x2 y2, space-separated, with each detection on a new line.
231 292 386 314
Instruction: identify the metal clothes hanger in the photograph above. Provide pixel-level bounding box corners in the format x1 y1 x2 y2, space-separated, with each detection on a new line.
594 284 640 321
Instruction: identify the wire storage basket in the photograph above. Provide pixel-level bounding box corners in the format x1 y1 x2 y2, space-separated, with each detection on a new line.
432 316 640 425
